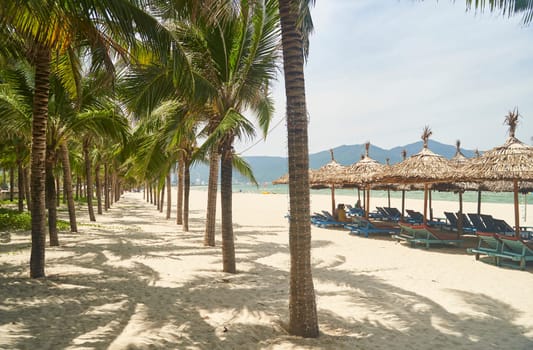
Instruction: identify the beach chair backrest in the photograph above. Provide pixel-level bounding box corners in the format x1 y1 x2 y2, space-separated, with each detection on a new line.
444 212 458 226
387 207 402 217
493 219 514 234
480 214 498 233
459 213 474 228
468 213 487 232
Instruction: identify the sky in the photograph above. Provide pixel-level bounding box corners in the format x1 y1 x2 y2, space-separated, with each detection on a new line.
234 0 533 157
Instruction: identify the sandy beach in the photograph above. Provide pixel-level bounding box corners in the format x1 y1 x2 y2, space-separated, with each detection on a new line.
1 188 532 349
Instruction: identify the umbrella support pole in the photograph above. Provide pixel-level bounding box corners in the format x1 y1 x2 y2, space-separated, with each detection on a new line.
423 184 428 225
365 187 370 220
401 190 405 220
514 180 520 238
331 185 336 218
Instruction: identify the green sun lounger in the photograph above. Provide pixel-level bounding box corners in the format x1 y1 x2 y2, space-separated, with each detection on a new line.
395 223 462 249
466 232 503 265
497 236 533 270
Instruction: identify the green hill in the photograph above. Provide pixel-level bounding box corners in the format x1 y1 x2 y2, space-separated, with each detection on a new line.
189 140 477 185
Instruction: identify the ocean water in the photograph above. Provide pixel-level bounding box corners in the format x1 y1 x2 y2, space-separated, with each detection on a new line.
192 183 532 205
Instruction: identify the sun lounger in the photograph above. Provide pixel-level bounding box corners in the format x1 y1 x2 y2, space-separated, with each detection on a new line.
375 207 400 222
444 212 476 233
310 211 347 228
466 232 533 270
345 204 365 217
468 213 488 232
480 214 500 233
405 209 424 224
466 232 503 265
346 217 400 238
457 213 476 233
385 207 402 218
492 236 533 270
394 222 462 248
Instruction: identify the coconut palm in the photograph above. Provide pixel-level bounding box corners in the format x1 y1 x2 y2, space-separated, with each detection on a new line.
1 0 178 278
465 0 533 23
277 0 319 338
0 61 32 213
187 0 279 273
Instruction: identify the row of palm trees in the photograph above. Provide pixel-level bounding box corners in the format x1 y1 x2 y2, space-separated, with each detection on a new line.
1 0 531 340
1 0 320 337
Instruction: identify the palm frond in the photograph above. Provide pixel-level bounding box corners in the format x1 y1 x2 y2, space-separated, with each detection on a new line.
232 153 257 186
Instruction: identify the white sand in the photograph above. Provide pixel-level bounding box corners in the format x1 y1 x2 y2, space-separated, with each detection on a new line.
1 188 532 349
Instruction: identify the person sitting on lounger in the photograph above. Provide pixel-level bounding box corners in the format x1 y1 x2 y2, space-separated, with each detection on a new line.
336 204 349 222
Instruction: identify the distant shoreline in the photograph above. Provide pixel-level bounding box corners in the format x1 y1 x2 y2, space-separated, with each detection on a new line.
189 184 532 205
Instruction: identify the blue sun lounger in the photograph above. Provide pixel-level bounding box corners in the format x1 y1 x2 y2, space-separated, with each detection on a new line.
345 217 400 238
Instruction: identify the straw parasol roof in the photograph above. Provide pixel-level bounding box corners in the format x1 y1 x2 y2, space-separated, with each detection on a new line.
272 172 289 185
378 127 457 184
458 135 533 182
433 140 480 193
376 127 457 225
341 142 389 219
456 109 533 237
344 142 385 187
480 181 533 193
309 149 348 188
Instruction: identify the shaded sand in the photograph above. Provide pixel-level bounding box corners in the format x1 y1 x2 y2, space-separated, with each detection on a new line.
1 188 532 349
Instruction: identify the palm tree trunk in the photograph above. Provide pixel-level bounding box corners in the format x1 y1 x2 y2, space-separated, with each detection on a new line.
30 46 51 278
95 162 102 215
56 174 60 207
145 180 149 203
114 174 120 202
160 182 165 213
17 160 24 212
83 138 96 222
45 148 59 246
176 162 184 225
110 173 114 206
278 0 318 337
156 183 160 209
183 163 191 232
220 144 235 273
60 143 77 232
204 152 219 246
75 175 80 200
9 166 14 202
166 172 171 219
24 166 31 212
62 178 67 204
104 162 110 211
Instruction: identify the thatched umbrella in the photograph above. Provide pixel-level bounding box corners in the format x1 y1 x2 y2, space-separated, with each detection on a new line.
344 142 386 219
272 172 290 185
378 127 457 225
309 149 348 215
272 149 347 215
400 150 408 218
457 110 533 238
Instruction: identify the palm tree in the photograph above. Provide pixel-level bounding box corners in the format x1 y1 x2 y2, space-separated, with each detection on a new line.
187 0 279 273
1 0 177 278
0 61 32 213
277 0 319 338
465 0 533 23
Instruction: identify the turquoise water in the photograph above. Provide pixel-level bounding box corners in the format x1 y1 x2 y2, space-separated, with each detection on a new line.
192 184 532 205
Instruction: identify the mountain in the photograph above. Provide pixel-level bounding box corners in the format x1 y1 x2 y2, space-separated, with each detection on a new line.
189 140 477 185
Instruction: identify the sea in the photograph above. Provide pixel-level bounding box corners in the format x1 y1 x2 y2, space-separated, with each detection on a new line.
191 183 532 205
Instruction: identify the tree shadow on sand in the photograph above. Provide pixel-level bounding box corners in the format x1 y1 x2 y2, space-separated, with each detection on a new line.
1 194 531 349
